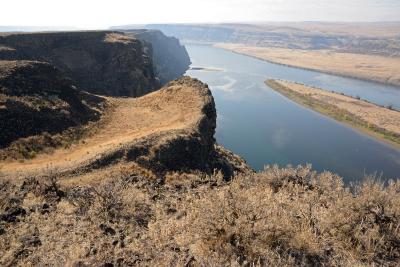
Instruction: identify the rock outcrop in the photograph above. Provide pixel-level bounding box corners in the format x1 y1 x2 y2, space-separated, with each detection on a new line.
0 76 250 179
125 30 191 85
0 60 105 154
0 31 159 97
58 77 250 178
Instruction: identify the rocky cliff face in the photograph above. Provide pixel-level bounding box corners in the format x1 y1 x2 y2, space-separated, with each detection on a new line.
0 31 159 97
124 29 191 85
0 60 105 150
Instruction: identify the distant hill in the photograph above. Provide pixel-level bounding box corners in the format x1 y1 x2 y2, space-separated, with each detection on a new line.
111 22 400 57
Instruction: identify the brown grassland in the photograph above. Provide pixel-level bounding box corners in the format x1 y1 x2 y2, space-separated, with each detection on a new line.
266 79 400 148
215 43 400 87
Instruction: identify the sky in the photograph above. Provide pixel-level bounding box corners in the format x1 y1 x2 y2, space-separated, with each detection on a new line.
1 0 400 29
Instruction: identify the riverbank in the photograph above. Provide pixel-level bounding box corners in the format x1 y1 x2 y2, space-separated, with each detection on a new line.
216 43 400 87
266 79 400 148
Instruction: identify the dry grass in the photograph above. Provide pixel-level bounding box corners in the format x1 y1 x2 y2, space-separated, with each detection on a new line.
0 77 209 179
266 79 400 147
0 164 399 266
0 119 105 161
215 43 400 86
104 33 138 44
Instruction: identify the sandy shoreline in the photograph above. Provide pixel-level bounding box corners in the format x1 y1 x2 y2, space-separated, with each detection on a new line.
266 79 400 149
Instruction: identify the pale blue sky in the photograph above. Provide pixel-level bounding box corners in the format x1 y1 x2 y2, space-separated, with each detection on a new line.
1 0 399 28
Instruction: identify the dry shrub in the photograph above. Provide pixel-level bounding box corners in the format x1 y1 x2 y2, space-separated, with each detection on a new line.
152 165 400 266
0 165 399 266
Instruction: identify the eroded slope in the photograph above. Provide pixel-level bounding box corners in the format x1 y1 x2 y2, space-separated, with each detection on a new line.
0 60 106 158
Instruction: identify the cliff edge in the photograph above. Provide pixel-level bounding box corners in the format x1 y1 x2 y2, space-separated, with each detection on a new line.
125 29 191 85
0 31 159 97
0 76 250 180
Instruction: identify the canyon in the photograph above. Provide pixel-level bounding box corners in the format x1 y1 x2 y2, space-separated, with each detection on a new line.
0 30 190 97
0 29 399 266
116 22 400 86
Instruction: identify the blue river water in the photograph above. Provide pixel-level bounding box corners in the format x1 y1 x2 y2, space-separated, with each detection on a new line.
185 44 400 182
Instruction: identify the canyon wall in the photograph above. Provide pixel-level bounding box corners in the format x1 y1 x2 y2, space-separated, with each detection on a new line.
124 29 191 85
0 31 159 97
0 30 192 96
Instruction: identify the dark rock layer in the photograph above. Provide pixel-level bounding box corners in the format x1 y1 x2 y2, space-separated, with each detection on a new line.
125 30 191 85
0 31 159 97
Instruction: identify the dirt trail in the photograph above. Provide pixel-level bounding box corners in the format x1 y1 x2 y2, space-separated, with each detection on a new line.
0 82 203 179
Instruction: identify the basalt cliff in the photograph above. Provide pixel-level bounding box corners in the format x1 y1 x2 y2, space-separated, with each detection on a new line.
126 29 191 85
0 30 190 97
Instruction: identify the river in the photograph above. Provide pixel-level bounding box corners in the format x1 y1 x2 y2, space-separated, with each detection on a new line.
185 44 400 182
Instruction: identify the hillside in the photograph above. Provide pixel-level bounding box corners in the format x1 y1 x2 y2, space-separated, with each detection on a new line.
0 31 192 97
0 60 106 159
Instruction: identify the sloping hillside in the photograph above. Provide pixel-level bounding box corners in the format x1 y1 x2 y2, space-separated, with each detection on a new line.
0 60 106 159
